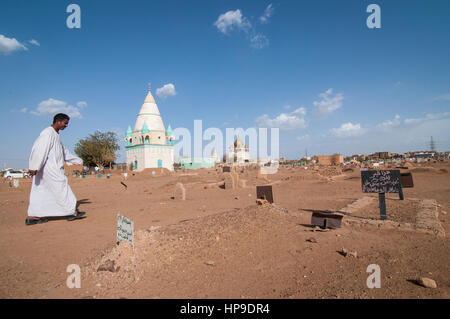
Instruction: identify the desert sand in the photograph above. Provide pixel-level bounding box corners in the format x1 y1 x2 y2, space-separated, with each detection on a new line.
0 162 449 299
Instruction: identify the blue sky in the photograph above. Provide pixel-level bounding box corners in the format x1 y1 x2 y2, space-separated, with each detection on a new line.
1 0 449 168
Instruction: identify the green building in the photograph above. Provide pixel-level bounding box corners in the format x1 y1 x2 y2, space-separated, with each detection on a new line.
180 157 216 170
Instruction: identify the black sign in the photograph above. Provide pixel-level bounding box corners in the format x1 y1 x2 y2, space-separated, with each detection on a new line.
222 166 231 173
361 170 401 193
400 172 414 188
256 185 273 203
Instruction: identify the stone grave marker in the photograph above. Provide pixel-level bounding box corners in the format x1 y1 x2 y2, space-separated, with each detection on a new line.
224 172 235 189
117 214 134 249
311 211 343 229
174 182 186 200
256 185 273 203
399 172 414 200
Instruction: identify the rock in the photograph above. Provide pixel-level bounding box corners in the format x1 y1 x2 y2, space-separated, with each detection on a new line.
417 277 437 288
234 196 240 200
340 248 348 256
205 261 215 266
306 237 318 243
256 198 268 205
348 251 358 258
174 182 186 200
97 259 120 272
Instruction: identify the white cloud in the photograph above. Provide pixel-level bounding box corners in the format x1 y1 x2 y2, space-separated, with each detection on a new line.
0 34 28 55
433 94 450 101
259 4 274 24
297 134 310 141
214 9 251 34
156 83 177 98
256 107 307 130
377 114 401 130
404 112 450 125
214 8 271 50
19 107 28 113
331 122 363 138
29 39 40 46
76 101 88 108
250 33 269 49
312 88 344 118
29 98 83 119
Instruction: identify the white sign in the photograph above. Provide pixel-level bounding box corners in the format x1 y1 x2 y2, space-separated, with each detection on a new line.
117 214 134 249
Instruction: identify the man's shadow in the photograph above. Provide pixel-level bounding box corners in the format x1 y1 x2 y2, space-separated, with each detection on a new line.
76 198 91 211
43 198 91 222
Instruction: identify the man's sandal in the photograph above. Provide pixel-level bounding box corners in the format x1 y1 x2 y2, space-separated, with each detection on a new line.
67 211 86 221
25 218 48 226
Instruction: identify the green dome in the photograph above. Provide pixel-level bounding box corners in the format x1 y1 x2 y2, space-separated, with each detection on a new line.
126 125 132 137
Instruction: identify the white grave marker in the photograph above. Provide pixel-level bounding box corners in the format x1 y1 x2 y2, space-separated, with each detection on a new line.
117 214 134 249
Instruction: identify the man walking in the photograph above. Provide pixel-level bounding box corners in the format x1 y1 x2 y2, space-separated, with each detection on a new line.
26 113 86 225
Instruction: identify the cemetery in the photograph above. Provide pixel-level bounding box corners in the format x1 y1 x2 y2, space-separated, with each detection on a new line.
0 160 448 298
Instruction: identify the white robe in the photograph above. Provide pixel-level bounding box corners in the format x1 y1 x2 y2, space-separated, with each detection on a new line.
28 127 82 217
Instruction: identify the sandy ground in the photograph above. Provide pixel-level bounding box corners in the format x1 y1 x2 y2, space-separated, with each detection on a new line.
0 162 449 299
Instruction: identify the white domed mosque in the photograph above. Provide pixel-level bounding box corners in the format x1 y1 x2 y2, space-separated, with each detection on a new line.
227 137 250 163
125 84 174 171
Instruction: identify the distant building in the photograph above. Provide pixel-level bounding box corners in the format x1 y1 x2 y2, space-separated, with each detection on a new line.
368 152 391 160
180 149 218 170
180 157 216 170
227 137 251 164
313 154 344 165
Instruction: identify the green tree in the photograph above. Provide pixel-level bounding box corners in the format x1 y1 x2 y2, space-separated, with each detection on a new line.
74 131 120 169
